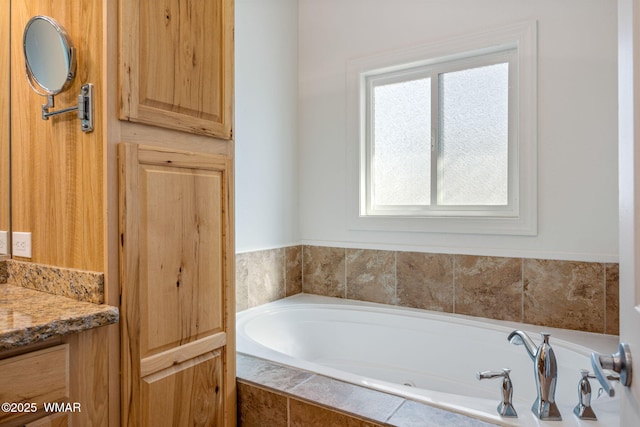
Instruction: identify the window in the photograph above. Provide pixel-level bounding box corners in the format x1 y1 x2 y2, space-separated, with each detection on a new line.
347 22 537 235
368 51 514 216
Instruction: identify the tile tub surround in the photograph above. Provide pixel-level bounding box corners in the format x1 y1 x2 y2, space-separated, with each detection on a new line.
236 246 302 312
5 259 105 304
236 353 497 427
0 283 119 350
236 245 619 334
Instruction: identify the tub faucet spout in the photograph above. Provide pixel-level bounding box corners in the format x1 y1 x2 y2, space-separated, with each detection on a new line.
508 331 562 421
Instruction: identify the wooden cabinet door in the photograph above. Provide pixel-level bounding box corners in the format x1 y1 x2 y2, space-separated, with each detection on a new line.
0 345 69 426
119 143 235 427
119 0 234 139
25 413 69 427
142 353 224 426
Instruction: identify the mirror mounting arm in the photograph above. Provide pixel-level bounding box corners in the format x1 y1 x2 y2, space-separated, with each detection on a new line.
42 96 77 118
41 83 93 133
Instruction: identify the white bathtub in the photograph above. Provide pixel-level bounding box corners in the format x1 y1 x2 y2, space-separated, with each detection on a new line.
236 294 621 427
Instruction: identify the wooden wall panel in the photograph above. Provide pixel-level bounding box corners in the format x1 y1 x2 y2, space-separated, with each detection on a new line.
10 0 104 271
64 326 111 426
0 3 9 252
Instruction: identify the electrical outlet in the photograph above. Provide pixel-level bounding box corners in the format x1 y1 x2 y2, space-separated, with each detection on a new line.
12 232 32 258
0 231 7 255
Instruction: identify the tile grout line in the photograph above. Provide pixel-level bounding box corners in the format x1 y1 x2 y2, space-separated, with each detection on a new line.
452 254 457 314
603 263 607 335
384 399 407 425
283 247 288 298
301 244 305 294
393 250 398 306
521 258 525 323
344 247 347 299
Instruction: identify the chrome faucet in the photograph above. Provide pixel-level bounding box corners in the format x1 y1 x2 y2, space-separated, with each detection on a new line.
508 331 562 421
573 369 597 420
476 368 518 418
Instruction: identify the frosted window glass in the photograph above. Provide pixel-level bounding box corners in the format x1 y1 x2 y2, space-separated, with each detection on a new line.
373 77 431 205
439 63 509 205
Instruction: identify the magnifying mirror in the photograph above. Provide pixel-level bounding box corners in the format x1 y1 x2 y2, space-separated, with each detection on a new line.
23 16 76 95
22 15 93 132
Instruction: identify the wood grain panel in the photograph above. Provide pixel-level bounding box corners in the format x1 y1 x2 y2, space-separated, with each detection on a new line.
140 332 226 378
64 326 110 427
24 413 69 427
10 0 104 270
0 345 69 425
119 0 234 139
120 143 235 427
142 352 224 427
139 163 224 356
0 3 9 251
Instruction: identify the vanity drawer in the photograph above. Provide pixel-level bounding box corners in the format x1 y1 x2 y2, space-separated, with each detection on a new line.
0 344 69 424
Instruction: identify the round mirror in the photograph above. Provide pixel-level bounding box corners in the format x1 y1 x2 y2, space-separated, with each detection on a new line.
23 16 76 95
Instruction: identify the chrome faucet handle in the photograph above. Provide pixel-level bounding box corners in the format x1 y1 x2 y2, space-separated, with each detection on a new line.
573 369 597 420
590 343 633 397
476 368 518 418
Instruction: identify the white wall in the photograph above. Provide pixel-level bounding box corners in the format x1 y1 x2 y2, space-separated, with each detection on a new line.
235 0 299 252
298 0 619 262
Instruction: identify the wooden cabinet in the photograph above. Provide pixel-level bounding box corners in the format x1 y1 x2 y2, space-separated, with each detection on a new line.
119 0 234 140
0 345 69 426
119 143 235 427
0 325 110 427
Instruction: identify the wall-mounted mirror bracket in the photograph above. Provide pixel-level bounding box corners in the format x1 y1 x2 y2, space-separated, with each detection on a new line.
41 83 94 132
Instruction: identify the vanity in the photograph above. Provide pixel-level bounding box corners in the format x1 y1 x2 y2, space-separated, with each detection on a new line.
0 261 119 426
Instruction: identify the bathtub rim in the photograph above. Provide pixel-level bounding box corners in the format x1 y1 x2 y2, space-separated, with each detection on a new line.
236 293 620 427
237 293 619 354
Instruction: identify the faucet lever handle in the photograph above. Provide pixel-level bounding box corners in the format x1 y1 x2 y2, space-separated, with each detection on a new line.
476 369 509 380
476 368 518 418
574 369 597 420
590 342 633 397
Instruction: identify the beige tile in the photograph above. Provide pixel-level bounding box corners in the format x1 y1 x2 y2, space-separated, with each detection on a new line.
346 249 396 305
286 245 303 297
247 248 286 308
235 252 249 312
388 400 498 427
289 399 384 427
396 252 453 312
454 255 522 322
290 375 403 423
605 263 620 335
302 246 346 298
237 381 288 427
524 259 604 332
236 353 313 392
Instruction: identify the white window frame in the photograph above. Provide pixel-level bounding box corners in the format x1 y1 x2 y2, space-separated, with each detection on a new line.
347 21 538 235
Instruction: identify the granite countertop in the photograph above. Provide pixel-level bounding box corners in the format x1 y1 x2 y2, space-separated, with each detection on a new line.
0 283 119 350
